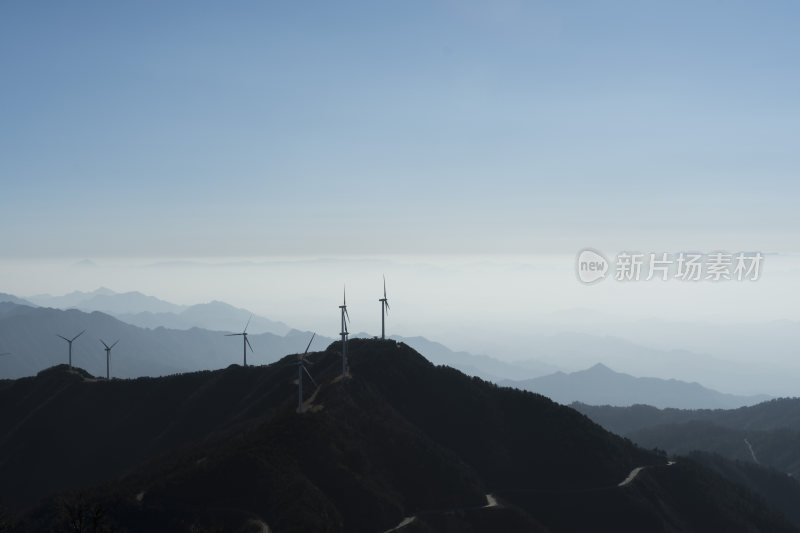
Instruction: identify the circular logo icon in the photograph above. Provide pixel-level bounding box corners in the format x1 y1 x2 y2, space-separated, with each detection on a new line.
576 249 608 284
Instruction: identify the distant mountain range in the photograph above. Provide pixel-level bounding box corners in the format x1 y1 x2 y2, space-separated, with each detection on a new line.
501 363 770 409
29 287 183 314
26 288 292 336
0 293 35 307
1 340 795 533
516 331 792 397
0 302 321 379
0 289 776 408
373 334 557 382
0 299 551 384
114 300 292 336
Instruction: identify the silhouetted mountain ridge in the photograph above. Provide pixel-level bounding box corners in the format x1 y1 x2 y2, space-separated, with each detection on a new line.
574 401 800 527
503 363 768 409
2 340 796 532
687 451 800 526
575 398 800 435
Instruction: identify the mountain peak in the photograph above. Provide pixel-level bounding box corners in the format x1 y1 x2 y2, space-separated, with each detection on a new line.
586 362 615 373
504 362 768 410
93 287 116 296
36 364 95 381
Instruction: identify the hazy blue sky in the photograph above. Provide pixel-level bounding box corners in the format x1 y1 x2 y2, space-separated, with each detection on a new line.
2 1 798 258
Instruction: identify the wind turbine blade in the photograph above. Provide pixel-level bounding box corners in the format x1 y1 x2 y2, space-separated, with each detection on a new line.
56 334 69 342
304 332 316 354
100 339 110 349
110 340 119 349
383 275 387 299
225 333 243 336
244 314 252 333
245 336 254 352
386 300 390 312
343 285 346 306
72 329 86 342
344 307 350 322
303 366 318 388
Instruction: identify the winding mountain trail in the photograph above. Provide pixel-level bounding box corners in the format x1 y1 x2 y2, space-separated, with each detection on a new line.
744 438 760 465
484 493 498 508
618 460 676 487
382 461 677 532
383 516 416 532
618 466 645 487
382 494 499 532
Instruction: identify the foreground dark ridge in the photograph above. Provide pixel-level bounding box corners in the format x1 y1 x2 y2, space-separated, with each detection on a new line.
574 401 800 526
0 339 796 532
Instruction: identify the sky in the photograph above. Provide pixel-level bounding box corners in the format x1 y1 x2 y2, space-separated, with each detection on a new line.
1 2 799 361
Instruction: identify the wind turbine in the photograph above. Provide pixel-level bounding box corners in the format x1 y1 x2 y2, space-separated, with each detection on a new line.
379 275 390 340
56 330 86 368
297 333 317 413
339 286 350 378
56 330 85 368
100 339 119 379
226 315 253 367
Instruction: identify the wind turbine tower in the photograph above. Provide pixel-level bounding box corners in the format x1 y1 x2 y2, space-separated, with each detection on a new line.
339 287 350 378
57 330 85 368
297 333 317 413
379 276 390 340
225 315 253 367
100 339 119 379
